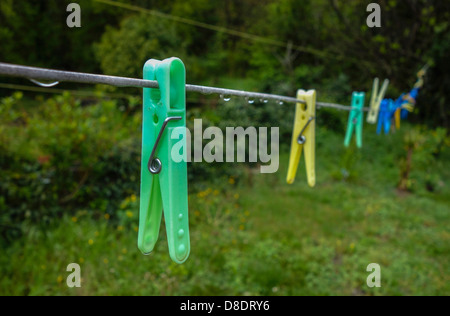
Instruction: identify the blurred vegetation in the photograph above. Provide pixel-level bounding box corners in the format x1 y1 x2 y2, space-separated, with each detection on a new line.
0 0 449 295
0 91 449 295
0 92 141 231
0 0 449 125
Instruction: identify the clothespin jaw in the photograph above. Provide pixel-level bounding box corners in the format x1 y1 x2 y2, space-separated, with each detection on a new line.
138 57 190 264
367 78 389 124
344 92 365 148
286 89 316 187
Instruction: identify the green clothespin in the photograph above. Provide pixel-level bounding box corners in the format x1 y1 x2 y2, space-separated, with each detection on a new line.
138 57 190 264
344 92 365 148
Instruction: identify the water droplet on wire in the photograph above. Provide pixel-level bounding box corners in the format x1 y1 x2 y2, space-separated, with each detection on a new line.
220 94 231 102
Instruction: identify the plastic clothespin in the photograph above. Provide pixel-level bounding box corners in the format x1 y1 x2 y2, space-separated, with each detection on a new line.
414 64 429 89
138 57 190 264
398 65 427 120
397 87 419 120
377 99 393 135
366 78 389 124
286 89 316 187
344 92 365 148
393 95 407 130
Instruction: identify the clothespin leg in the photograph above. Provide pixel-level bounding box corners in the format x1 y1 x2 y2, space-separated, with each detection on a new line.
138 175 163 254
356 112 363 148
160 125 190 263
287 104 305 184
376 118 382 135
303 91 316 188
286 125 303 184
138 60 162 255
384 116 391 134
395 108 401 130
344 119 355 147
366 78 379 124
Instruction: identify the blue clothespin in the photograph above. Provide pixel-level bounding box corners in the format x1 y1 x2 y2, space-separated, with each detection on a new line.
398 87 419 119
344 92 365 148
377 99 393 134
398 65 427 119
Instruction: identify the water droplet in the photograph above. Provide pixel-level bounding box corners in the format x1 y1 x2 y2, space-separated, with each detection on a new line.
178 244 186 254
247 97 255 104
178 214 183 220
263 99 269 104
178 229 184 238
220 94 231 102
278 101 284 106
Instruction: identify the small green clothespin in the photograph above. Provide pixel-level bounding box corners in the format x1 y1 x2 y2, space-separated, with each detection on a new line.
138 57 190 264
344 92 365 148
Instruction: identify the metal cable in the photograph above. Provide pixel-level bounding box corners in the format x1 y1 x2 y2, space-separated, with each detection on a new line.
0 62 368 111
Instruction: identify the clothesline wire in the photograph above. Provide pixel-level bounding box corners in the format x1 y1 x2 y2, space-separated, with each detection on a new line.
0 62 369 111
0 82 207 104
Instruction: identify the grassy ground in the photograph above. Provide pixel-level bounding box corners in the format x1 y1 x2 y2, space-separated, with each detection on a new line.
1 123 449 296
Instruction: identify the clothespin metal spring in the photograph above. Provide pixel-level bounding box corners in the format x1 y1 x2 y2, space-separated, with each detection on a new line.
297 116 315 145
147 116 182 174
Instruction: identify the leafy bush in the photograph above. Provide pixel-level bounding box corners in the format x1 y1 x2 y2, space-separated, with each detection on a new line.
94 13 186 79
0 92 141 233
0 91 264 242
398 126 449 192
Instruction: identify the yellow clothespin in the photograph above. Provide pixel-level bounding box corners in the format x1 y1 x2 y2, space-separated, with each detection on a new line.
394 107 401 130
367 78 389 124
286 89 316 187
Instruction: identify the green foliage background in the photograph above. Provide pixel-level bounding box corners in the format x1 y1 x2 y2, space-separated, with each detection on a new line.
1 0 449 125
0 0 449 296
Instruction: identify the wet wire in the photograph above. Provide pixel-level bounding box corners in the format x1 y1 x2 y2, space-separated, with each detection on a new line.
0 62 368 111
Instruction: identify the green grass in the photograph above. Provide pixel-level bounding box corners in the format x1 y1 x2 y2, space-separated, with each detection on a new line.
1 123 449 296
